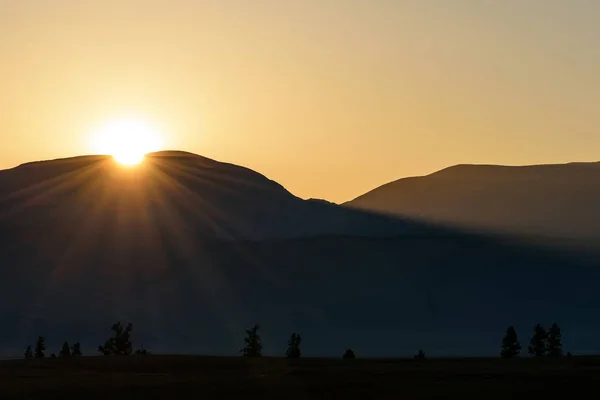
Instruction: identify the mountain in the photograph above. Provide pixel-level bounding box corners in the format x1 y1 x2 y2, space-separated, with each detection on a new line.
0 151 423 241
346 162 600 240
1 153 600 358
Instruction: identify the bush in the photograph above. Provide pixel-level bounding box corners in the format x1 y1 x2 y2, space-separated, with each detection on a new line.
414 349 426 360
342 349 355 359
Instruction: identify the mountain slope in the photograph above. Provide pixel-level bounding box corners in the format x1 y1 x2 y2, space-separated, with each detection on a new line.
2 153 600 358
0 151 422 241
346 162 600 239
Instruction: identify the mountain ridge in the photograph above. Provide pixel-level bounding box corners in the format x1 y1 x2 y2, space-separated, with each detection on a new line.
349 160 600 202
346 160 600 239
0 151 427 241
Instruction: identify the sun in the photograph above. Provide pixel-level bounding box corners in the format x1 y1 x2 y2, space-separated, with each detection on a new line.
91 118 163 166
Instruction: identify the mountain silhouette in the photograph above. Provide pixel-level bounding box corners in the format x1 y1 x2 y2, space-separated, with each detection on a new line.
0 151 424 241
346 162 600 240
1 153 600 357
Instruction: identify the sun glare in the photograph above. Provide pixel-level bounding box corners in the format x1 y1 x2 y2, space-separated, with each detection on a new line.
91 119 163 166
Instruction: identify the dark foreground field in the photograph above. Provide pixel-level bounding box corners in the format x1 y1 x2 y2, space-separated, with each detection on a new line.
1 355 598 399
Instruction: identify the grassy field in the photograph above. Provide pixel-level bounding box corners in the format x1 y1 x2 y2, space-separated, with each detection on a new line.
1 355 598 399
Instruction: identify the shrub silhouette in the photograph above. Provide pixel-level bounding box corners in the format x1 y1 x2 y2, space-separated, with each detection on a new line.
501 325 521 358
59 341 71 358
24 345 33 360
414 349 426 360
134 345 150 356
241 324 262 357
342 349 355 359
50 353 56 358
528 324 548 357
547 323 563 357
34 336 46 359
98 322 133 356
286 333 302 359
71 342 82 356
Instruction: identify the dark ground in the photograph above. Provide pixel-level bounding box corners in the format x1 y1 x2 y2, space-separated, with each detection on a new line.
1 355 598 399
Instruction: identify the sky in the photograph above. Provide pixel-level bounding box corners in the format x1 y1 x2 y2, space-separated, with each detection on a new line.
1 0 599 203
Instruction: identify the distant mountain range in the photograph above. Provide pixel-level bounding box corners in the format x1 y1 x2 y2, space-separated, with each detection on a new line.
1 153 600 358
346 162 600 240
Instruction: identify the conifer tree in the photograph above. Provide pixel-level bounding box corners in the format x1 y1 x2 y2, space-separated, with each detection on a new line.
59 341 71 358
98 322 133 356
34 336 46 359
71 342 82 356
528 324 547 357
547 323 563 357
285 333 302 358
501 325 521 358
241 324 262 357
24 345 33 360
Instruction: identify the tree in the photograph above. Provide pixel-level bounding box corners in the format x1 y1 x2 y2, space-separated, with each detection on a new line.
501 325 521 358
547 323 563 357
71 342 82 356
98 342 111 356
98 322 133 356
241 324 262 357
285 333 302 359
414 349 426 360
59 341 71 358
528 324 548 357
342 349 355 359
24 345 33 360
50 353 56 359
34 336 46 359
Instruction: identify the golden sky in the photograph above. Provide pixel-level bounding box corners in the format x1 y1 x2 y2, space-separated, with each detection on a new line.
1 0 599 203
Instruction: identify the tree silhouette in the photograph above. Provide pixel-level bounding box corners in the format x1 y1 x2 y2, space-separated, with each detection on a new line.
98 342 111 355
59 341 71 358
501 325 521 358
98 322 133 356
414 349 426 360
50 353 56 359
528 324 548 357
547 323 563 357
134 344 150 356
342 349 355 359
24 345 33 360
34 336 46 359
71 342 82 356
241 324 262 357
285 333 302 358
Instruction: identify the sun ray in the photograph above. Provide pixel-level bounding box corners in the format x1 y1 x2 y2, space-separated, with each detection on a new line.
141 164 247 340
146 158 238 238
13 159 116 335
146 157 290 296
0 158 109 219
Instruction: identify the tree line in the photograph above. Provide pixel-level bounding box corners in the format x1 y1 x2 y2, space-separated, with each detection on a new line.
501 323 569 358
23 321 569 360
24 337 81 360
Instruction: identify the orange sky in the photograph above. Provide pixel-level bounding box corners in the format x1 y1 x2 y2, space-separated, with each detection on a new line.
1 0 599 203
